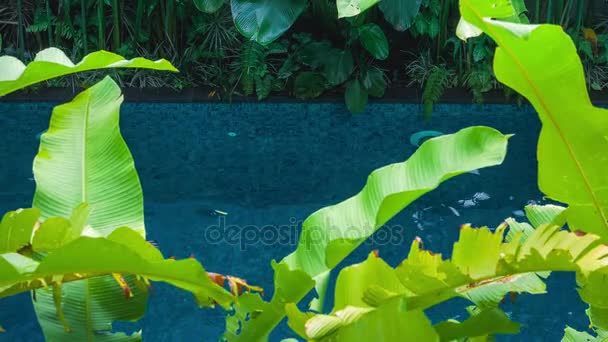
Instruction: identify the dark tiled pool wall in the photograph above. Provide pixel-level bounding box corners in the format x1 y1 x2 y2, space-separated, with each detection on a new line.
0 101 540 208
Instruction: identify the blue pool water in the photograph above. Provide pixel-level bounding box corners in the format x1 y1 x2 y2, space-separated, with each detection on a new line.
0 101 589 341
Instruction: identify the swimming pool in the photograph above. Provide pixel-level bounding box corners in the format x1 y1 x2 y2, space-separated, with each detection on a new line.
0 101 587 341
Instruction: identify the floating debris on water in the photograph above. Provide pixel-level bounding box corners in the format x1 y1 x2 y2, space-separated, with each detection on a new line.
473 192 491 201
409 130 444 147
468 169 481 176
448 206 461 217
459 199 476 208
213 209 228 216
513 210 525 217
227 132 237 137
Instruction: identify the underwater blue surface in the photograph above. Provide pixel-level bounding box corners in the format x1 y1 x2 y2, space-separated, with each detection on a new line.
0 101 589 341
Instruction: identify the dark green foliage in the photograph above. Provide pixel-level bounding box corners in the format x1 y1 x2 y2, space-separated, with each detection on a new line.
345 79 368 113
2 0 607 112
294 72 326 99
422 65 448 117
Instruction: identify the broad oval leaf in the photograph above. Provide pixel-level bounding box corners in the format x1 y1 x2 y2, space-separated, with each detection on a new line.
358 23 389 60
231 0 307 45
379 0 424 31
336 0 380 18
345 79 368 113
459 0 608 239
323 50 355 86
226 126 511 341
294 72 327 99
0 48 177 96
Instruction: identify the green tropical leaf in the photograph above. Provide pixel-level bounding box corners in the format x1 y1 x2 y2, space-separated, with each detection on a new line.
336 0 380 18
562 326 606 341
434 308 521 341
231 0 307 45
31 77 147 341
299 300 438 341
374 223 608 314
302 220 608 340
379 0 424 31
294 72 327 99
345 79 368 113
223 262 314 341
358 23 389 60
459 1 608 239
362 67 387 97
0 208 40 253
193 0 224 13
0 226 233 307
33 77 144 236
226 126 511 341
323 50 355 86
0 48 177 96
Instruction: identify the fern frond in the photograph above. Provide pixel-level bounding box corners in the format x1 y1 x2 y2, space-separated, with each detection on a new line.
422 65 449 118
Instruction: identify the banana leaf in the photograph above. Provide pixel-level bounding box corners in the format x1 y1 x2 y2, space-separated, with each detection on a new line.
31 77 147 340
223 126 511 341
457 0 608 240
0 226 233 307
287 211 608 341
0 48 177 96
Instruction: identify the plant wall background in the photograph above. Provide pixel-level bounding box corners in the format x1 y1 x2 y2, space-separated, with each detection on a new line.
2 0 608 113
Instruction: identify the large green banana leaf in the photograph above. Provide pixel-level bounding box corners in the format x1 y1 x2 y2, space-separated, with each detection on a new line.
457 0 608 240
1 224 233 307
0 48 177 96
223 126 511 341
33 76 144 237
231 0 307 45
286 207 608 341
31 77 148 341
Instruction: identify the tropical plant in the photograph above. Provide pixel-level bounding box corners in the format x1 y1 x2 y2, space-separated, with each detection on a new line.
0 47 177 96
221 125 511 340
0 48 261 339
0 206 234 309
217 0 608 340
285 205 608 341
